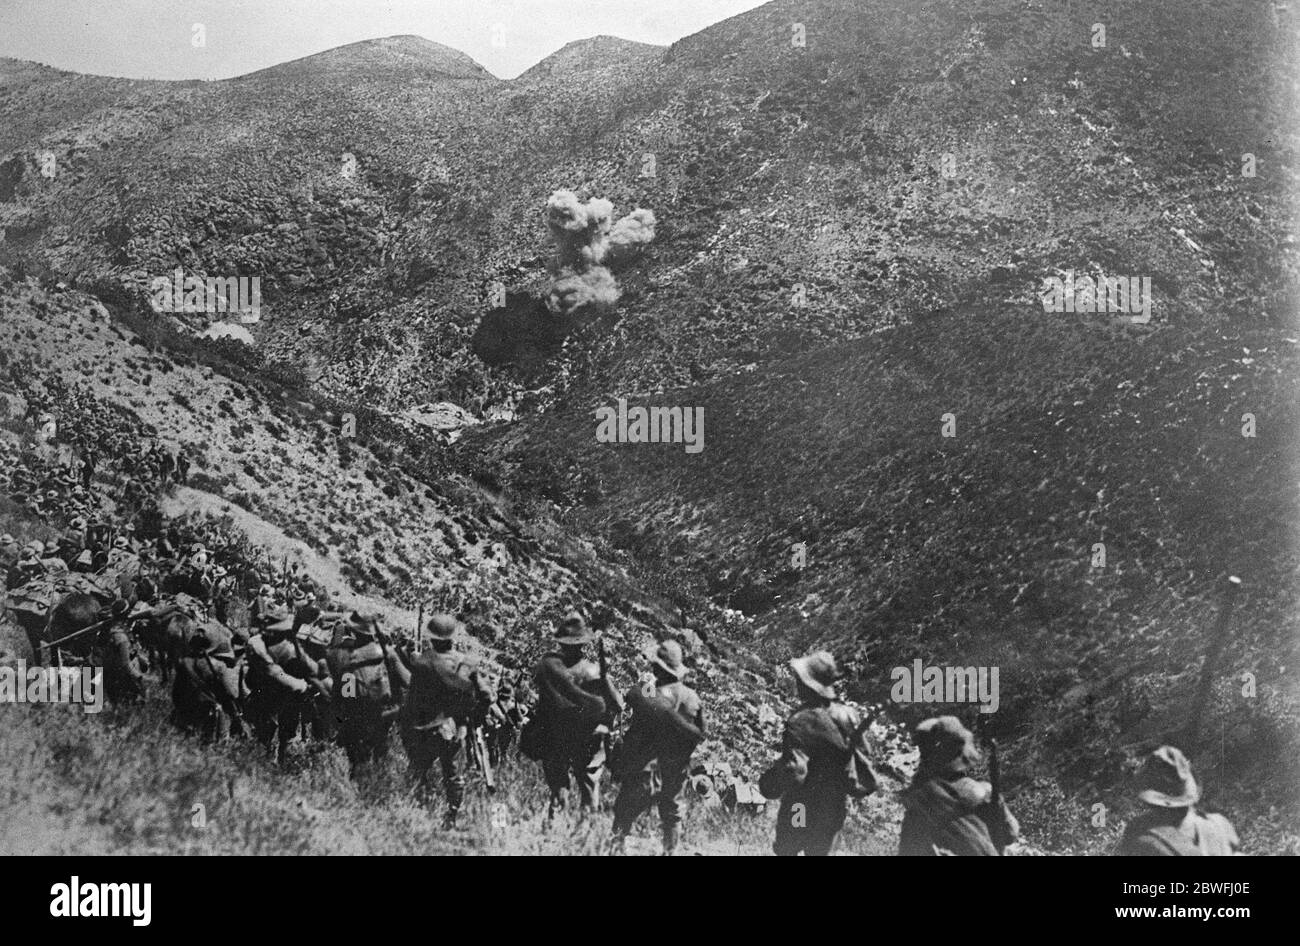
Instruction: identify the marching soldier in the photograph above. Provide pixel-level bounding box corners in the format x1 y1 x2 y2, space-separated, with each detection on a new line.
172 623 245 741
484 679 528 767
759 651 877 856
326 611 410 777
1116 745 1241 856
529 613 623 818
610 640 704 855
898 716 1019 856
399 613 493 828
245 612 332 763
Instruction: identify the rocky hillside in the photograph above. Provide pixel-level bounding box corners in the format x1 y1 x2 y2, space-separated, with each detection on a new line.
0 0 1296 853
3 0 1293 412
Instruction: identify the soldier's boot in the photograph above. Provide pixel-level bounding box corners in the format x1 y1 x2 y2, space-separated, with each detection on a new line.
661 824 681 856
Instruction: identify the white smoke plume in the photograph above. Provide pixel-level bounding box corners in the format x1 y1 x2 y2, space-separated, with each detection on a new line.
545 190 656 315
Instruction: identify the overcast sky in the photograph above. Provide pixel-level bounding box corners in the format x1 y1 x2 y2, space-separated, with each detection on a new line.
0 0 769 80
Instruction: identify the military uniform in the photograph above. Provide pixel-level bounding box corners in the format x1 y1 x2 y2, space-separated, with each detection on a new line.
611 641 704 854
530 615 622 815
1116 746 1241 856
245 617 332 762
96 601 146 704
759 652 877 856
326 612 409 775
898 717 1018 856
7 544 48 590
399 614 493 827
172 626 245 741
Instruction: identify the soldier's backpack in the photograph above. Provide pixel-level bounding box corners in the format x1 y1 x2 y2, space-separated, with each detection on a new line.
328 637 393 706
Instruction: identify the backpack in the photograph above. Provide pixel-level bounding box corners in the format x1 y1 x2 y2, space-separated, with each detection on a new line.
330 638 393 705
828 704 877 799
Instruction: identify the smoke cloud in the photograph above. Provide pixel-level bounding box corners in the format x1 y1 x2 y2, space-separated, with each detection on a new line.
545 190 656 316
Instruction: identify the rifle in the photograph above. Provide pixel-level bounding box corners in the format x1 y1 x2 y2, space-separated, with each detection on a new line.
988 738 1001 807
468 723 495 793
416 600 425 654
1185 575 1242 745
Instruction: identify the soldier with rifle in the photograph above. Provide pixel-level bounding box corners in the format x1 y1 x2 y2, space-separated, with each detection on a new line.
524 612 624 819
325 611 410 778
610 640 704 855
399 612 494 829
759 651 878 856
898 716 1019 856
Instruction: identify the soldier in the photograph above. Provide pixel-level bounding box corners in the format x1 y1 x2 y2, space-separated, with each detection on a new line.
399 613 494 828
96 598 147 704
1116 745 1241 856
483 678 528 767
529 613 623 818
80 448 96 492
245 612 332 763
175 451 190 485
758 651 878 856
172 623 245 741
0 534 19 573
326 611 410 777
249 583 278 626
610 640 704 855
898 716 1019 856
7 541 48 589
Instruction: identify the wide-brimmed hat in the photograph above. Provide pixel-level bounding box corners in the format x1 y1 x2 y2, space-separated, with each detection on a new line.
0 533 15 546
1137 745 1200 808
555 611 594 645
649 639 687 680
113 536 129 549
22 540 44 556
258 583 274 597
69 516 87 530
426 613 464 640
790 651 840 700
346 610 382 637
914 716 981 774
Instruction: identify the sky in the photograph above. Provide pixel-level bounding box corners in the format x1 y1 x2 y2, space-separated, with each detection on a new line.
0 0 770 81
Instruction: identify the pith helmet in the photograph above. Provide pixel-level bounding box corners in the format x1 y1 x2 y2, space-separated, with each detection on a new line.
555 611 593 645
1137 745 1200 808
790 650 840 700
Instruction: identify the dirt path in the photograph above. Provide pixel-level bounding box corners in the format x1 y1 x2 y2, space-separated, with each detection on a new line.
160 485 418 630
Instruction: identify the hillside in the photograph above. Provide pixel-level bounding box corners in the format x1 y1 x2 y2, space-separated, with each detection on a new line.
0 0 1297 854
2 0 1291 412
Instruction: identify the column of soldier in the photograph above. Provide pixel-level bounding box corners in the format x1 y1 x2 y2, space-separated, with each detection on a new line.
3 518 1242 855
